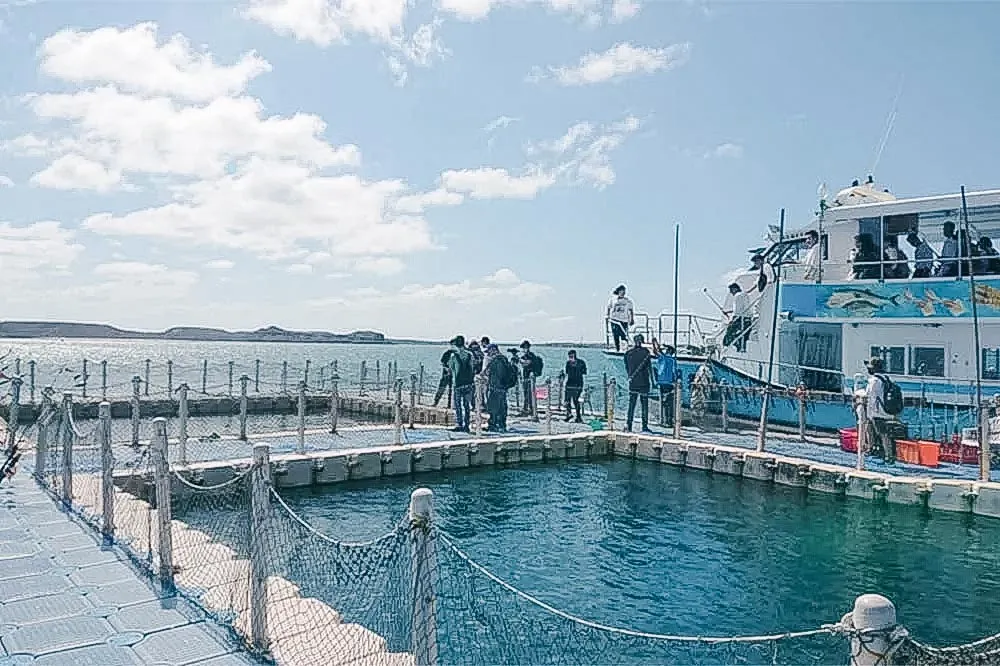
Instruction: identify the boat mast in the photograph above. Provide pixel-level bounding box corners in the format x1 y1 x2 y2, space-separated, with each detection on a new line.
757 208 785 452
961 186 987 480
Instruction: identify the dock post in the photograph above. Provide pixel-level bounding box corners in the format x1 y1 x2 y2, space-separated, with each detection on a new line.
28 360 35 403
545 378 553 435
332 360 338 379
99 401 114 545
178 384 189 463
798 384 807 441
394 379 404 446
473 375 483 438
14 358 20 376
847 594 897 666
239 375 249 442
557 374 564 420
249 443 271 653
409 373 417 430
101 360 108 400
151 418 175 594
409 488 439 666
281 361 288 394
980 402 991 482
35 387 54 478
61 392 73 504
417 364 425 405
131 376 142 447
360 361 367 396
304 359 311 388
531 374 539 423
201 360 208 395
673 371 682 439
376 360 382 392
228 361 234 397
296 381 306 454
855 392 868 471
6 377 22 452
720 382 729 433
329 375 339 435
167 360 174 397
82 359 88 398
607 378 616 431
254 359 261 393
756 386 771 453
145 359 151 396
386 362 394 401
602 372 609 420
319 365 326 391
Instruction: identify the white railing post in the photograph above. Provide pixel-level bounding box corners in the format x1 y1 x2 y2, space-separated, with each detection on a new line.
409 373 417 430
178 383 189 464
304 359 311 388
250 443 270 652
847 594 897 666
297 381 306 454
855 389 868 471
131 376 142 447
602 372 609 420
798 384 807 441
394 378 404 446
360 361 367 396
201 359 208 395
28 360 35 403
980 402 992 482
329 374 339 435
376 360 382 393
82 359 89 398
473 375 483 438
167 360 173 397
607 378 616 431
228 361 235 397
417 364 425 405
254 359 261 393
409 488 439 666
61 393 74 504
239 375 250 442
35 387 54 478
530 373 539 423
281 361 288 394
319 365 326 391
673 371 682 439
99 401 114 544
7 376 22 452
386 362 393 401
145 359 151 396
151 417 174 592
545 378 553 435
720 382 729 433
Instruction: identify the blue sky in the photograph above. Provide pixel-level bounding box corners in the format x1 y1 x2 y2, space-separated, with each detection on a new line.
1 0 999 342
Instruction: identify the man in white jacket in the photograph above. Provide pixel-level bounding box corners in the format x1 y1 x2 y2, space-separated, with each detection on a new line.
866 357 895 464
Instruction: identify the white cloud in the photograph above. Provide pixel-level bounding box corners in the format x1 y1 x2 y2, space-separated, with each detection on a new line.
437 0 601 22
17 86 358 186
286 263 313 275
0 175 13 187
705 142 744 159
394 187 464 214
529 116 640 188
0 221 83 280
440 167 556 200
70 261 198 303
484 115 518 133
39 23 271 102
205 259 235 270
29 153 122 192
539 42 690 86
484 267 520 286
610 0 640 21
354 256 405 276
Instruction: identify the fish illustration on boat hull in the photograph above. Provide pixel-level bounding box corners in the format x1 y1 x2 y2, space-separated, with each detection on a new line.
924 289 966 316
903 289 936 316
825 288 900 315
975 284 1000 309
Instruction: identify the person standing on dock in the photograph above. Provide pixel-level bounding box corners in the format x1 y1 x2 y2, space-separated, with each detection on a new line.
607 285 634 352
652 339 676 427
483 344 510 432
433 347 455 407
469 340 485 375
865 357 895 464
563 350 587 423
448 336 475 432
517 341 543 416
624 334 654 433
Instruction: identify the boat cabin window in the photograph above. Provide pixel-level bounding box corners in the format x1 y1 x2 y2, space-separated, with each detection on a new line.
870 346 905 375
909 347 945 378
983 348 1000 380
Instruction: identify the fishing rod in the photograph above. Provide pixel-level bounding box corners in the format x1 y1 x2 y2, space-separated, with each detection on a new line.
702 288 727 316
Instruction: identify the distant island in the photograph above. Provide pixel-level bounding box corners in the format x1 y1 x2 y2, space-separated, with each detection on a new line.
0 321 387 344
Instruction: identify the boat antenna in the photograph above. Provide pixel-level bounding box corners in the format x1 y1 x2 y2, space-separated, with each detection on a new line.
961 186 987 481
869 74 905 179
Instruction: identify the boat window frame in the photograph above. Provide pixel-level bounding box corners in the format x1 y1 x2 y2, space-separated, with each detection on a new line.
870 345 906 375
908 346 946 378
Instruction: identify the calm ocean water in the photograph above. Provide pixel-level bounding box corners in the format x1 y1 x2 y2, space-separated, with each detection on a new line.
0 338 628 400
177 459 1000 664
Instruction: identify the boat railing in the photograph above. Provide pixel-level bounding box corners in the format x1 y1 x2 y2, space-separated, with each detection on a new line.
654 313 723 352
782 253 992 284
604 312 656 351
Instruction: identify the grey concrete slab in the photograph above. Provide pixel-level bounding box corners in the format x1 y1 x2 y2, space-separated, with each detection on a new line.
0 540 38 561
2 616 114 655
69 561 137 587
0 554 61 580
0 572 72 602
106 599 196 635
58 546 125 568
0 592 93 627
31 643 144 666
193 654 261 665
132 624 234 665
83 578 160 608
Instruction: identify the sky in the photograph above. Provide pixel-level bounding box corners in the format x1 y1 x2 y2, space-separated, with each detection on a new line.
1 1 999 343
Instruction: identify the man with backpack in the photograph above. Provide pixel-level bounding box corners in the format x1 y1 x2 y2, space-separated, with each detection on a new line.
517 340 543 416
448 335 475 432
563 350 587 423
483 344 513 432
866 356 902 464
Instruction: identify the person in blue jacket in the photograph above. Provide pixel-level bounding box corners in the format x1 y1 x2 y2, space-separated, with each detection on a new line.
652 339 677 427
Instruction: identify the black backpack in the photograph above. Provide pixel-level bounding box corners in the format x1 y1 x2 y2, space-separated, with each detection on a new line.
531 354 543 377
878 374 903 415
454 351 474 386
501 357 518 390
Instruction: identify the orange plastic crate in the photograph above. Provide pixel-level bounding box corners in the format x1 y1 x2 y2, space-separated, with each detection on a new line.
895 439 921 465
916 441 940 468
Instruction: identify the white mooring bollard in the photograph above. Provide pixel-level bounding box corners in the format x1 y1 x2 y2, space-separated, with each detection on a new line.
855 387 868 471
409 488 439 666
249 443 271 652
151 417 175 593
99 402 114 544
847 594 898 666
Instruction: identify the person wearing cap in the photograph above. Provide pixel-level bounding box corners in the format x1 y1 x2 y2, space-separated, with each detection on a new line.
563 350 587 423
447 335 475 432
606 285 634 353
624 333 654 432
517 340 543 416
482 344 510 432
722 283 750 352
865 357 894 463
651 338 676 427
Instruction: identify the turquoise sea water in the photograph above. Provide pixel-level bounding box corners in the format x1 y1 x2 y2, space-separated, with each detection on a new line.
280 460 1000 645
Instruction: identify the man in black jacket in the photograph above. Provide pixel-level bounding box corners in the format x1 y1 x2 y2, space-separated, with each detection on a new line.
624 334 653 432
518 340 542 416
433 347 454 407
